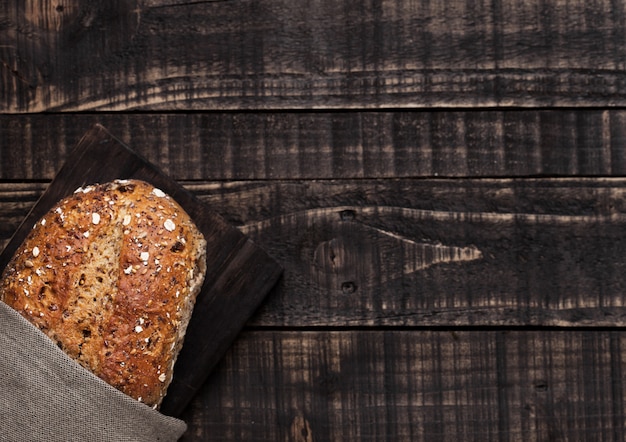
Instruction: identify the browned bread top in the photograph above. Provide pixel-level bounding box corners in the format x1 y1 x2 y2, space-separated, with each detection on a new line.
0 179 207 408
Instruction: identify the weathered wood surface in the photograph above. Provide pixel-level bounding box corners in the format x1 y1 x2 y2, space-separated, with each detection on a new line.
179 330 626 441
4 0 626 438
3 177 626 327
3 0 626 112
3 110 626 180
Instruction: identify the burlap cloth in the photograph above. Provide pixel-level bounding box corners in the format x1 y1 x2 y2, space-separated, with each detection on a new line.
0 301 187 441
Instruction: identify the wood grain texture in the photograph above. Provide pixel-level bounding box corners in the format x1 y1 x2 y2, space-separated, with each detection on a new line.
200 179 626 327
179 330 626 442
3 0 626 438
4 178 626 327
3 0 626 111
2 110 626 180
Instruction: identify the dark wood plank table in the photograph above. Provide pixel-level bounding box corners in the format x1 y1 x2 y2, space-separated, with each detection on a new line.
3 1 626 440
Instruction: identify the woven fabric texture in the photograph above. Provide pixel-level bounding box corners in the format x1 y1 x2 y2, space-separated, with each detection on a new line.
0 301 187 442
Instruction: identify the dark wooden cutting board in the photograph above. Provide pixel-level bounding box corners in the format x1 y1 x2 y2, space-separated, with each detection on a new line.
0 124 283 417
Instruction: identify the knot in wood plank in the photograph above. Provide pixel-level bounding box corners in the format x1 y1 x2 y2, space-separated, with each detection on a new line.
289 413 314 442
311 207 483 292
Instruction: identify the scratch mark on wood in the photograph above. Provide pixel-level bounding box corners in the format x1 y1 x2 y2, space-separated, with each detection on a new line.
0 59 37 88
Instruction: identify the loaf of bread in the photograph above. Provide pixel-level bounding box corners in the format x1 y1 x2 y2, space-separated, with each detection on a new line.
0 179 207 408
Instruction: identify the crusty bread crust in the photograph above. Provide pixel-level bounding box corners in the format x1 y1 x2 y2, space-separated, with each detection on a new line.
0 179 207 408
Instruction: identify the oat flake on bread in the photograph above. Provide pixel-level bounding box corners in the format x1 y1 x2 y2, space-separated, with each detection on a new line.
0 179 207 409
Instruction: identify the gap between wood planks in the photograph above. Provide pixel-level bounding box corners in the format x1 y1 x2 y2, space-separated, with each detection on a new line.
243 324 626 332
143 0 238 8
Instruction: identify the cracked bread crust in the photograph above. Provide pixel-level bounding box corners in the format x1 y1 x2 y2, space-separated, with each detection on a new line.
0 179 207 408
